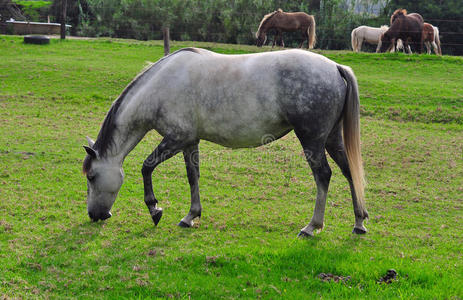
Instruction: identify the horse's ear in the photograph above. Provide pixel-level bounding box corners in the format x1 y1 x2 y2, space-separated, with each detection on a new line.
86 136 95 148
83 145 98 159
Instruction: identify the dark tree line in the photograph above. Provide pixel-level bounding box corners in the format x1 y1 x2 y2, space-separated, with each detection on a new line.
5 0 463 55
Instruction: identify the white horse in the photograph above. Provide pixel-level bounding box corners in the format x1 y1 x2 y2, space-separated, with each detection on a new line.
351 25 389 52
82 48 368 237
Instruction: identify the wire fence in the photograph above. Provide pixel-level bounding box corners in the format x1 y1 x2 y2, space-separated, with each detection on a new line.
2 1 463 53
71 8 463 53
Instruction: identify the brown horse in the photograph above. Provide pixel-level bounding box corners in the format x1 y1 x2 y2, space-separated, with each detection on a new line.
422 23 442 55
256 9 316 49
379 9 424 53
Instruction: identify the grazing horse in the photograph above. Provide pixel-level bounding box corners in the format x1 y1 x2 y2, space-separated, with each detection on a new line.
379 9 424 53
422 23 442 55
256 9 316 49
82 48 368 237
351 25 389 52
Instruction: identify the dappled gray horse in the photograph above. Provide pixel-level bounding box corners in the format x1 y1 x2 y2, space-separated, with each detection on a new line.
82 48 368 237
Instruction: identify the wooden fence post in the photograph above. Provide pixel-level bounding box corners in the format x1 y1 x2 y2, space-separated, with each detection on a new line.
60 0 67 39
163 27 170 56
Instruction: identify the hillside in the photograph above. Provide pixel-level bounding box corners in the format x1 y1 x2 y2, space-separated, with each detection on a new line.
0 36 462 299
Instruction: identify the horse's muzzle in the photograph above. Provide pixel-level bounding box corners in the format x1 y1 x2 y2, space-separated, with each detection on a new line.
88 210 112 222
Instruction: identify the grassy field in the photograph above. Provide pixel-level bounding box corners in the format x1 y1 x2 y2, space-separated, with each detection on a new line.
0 35 462 299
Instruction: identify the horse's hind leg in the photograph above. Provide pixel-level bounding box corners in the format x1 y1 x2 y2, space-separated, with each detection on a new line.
425 42 431 54
325 125 368 234
178 143 202 228
300 30 308 48
141 136 188 226
431 41 438 55
358 38 363 52
296 133 332 237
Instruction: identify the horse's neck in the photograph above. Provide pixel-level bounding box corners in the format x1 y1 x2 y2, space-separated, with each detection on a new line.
264 16 277 30
103 105 149 166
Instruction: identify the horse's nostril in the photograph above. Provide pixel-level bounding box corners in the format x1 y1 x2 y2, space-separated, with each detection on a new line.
100 211 112 221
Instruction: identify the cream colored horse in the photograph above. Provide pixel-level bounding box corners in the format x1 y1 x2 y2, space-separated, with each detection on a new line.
351 25 389 52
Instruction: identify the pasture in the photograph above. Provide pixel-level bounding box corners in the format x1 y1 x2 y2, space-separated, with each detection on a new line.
0 35 462 298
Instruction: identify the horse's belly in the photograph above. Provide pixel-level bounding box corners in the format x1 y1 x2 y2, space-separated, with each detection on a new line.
199 116 292 148
201 126 292 148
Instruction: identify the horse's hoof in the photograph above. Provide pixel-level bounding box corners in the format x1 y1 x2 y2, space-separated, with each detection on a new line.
151 208 163 226
178 221 191 228
297 231 313 238
352 227 367 234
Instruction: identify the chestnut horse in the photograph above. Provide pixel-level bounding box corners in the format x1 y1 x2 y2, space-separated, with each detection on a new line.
256 9 316 49
423 23 442 55
379 9 424 53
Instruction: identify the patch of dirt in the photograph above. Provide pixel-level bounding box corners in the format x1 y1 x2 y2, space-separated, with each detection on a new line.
0 220 12 232
377 269 398 284
206 256 218 265
317 273 351 283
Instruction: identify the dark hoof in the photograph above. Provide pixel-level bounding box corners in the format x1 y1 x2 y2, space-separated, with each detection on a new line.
297 231 312 238
151 208 163 226
178 221 191 228
352 227 367 234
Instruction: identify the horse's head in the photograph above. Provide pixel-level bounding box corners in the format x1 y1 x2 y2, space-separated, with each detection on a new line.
391 8 407 25
256 31 267 47
256 10 281 47
83 137 123 222
378 32 393 53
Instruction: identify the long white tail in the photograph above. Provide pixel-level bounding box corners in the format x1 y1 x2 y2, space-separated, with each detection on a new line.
351 29 359 52
433 26 442 55
336 64 366 216
308 16 316 49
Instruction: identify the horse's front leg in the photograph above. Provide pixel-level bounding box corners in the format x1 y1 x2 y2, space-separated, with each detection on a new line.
178 143 202 228
300 30 308 49
404 40 411 54
141 136 184 226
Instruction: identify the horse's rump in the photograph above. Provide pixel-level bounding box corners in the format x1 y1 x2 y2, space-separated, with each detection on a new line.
422 23 434 42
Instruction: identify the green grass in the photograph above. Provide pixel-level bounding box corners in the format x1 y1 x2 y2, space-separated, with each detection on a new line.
12 0 51 22
13 0 51 9
0 35 462 299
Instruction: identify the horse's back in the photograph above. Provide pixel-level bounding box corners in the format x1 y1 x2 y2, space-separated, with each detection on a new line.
408 13 424 23
354 26 385 43
278 11 314 28
147 49 346 148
